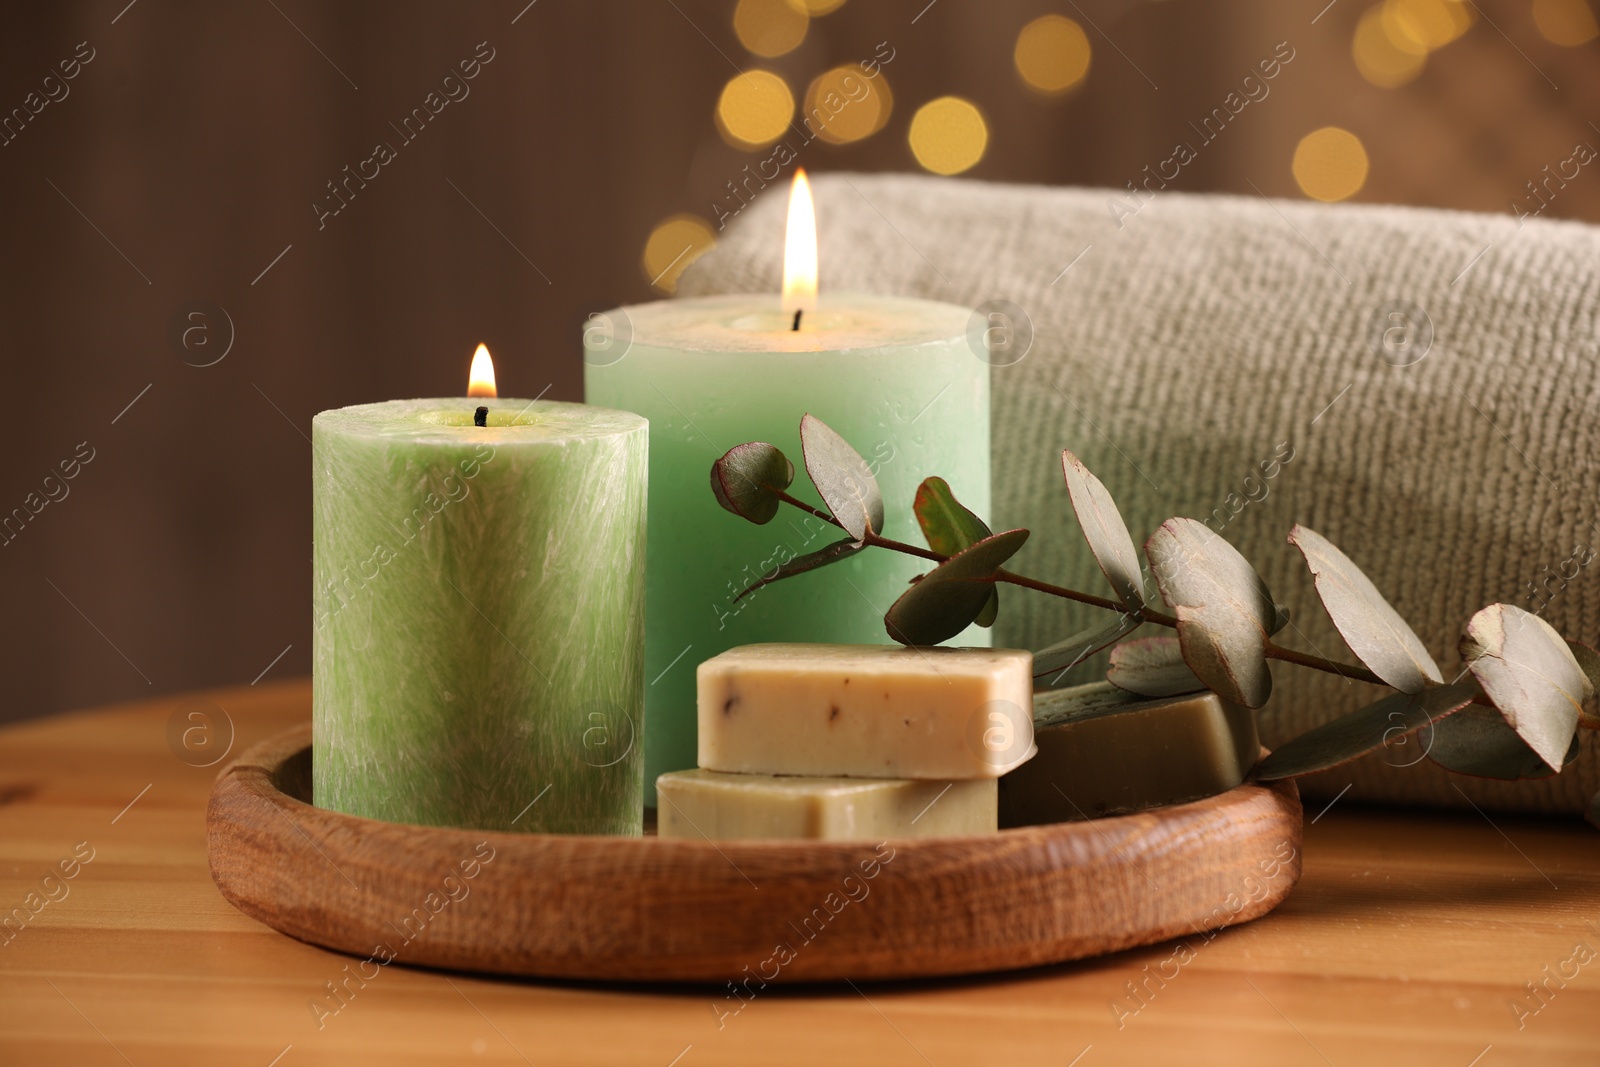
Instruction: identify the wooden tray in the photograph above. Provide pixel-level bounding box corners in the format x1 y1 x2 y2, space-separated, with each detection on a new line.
206 724 1303 983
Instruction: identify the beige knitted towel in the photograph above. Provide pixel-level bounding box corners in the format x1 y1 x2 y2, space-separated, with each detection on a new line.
680 172 1600 816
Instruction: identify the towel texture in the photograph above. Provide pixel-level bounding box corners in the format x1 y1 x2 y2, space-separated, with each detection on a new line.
679 172 1600 815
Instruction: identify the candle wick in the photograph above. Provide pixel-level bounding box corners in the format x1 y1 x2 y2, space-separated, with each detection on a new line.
474 406 488 427
791 309 803 332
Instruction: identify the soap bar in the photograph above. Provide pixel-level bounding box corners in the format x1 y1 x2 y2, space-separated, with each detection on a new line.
697 644 1035 779
998 683 1259 827
656 770 996 841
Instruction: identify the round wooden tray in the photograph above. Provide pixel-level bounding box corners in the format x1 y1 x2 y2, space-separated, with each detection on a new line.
207 724 1303 983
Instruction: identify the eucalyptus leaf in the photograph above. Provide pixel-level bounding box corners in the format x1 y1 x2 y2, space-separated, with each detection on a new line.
1061 450 1144 609
1270 604 1292 637
1461 604 1590 771
710 442 795 525
734 537 865 602
1288 525 1441 694
884 529 1029 646
973 591 1001 629
1143 560 1281 634
913 477 992 554
1566 639 1600 729
1106 636 1207 697
1033 612 1143 689
1426 704 1574 780
1256 683 1478 781
914 477 998 627
1137 567 1168 611
1145 518 1277 708
799 414 884 542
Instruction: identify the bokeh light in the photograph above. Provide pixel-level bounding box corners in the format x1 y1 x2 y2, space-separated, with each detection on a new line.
1293 127 1370 202
1532 0 1599 45
733 0 808 58
789 0 847 13
1382 0 1472 51
1353 4 1426 88
642 215 716 293
908 96 989 176
803 65 892 144
1013 14 1092 95
716 70 795 149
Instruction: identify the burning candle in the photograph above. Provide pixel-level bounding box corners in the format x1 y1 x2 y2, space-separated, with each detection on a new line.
312 346 648 834
585 171 991 802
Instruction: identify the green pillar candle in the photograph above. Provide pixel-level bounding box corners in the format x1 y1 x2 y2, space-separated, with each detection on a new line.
312 396 648 835
585 293 991 802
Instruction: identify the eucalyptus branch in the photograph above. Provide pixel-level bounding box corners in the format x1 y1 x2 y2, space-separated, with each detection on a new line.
774 482 1397 686
711 417 1599 784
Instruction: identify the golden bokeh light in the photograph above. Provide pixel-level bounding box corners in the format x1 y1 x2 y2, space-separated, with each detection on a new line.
1532 0 1599 45
642 215 716 293
908 96 989 176
789 0 847 14
1293 127 1370 203
803 65 892 144
1353 4 1426 88
1381 0 1472 51
1013 14 1092 95
716 70 795 149
733 0 808 58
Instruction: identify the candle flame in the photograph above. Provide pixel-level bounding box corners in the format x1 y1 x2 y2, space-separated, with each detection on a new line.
467 343 497 398
782 169 818 320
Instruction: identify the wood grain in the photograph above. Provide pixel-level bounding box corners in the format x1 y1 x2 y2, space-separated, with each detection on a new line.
3 681 1599 1066
207 723 1303 982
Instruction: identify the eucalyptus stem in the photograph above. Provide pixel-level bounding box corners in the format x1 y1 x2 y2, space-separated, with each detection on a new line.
767 488 1397 691
770 488 838 528
1262 643 1386 687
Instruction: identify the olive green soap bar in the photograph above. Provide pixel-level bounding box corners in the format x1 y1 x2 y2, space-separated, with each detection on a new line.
697 644 1036 779
999 683 1260 827
657 769 996 841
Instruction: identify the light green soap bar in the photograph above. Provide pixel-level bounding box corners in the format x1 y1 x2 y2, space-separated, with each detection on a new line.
999 683 1260 826
657 769 996 841
312 398 647 835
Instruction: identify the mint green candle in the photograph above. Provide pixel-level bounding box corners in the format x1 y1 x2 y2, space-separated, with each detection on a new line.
585 293 990 802
312 397 647 834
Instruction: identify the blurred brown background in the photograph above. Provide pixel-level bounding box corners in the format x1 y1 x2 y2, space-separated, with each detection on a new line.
1 0 1595 723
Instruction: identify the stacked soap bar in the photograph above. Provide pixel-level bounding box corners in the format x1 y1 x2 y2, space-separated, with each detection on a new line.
998 682 1260 826
656 644 1035 841
656 771 997 840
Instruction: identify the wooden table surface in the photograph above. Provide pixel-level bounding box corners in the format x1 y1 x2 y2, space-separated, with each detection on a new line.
2 682 1598 1066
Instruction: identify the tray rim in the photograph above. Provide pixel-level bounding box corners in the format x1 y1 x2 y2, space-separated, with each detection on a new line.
207 722 1304 983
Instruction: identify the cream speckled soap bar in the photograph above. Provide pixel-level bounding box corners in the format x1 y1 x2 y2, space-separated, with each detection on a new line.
657 770 996 841
999 683 1260 826
697 644 1035 779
